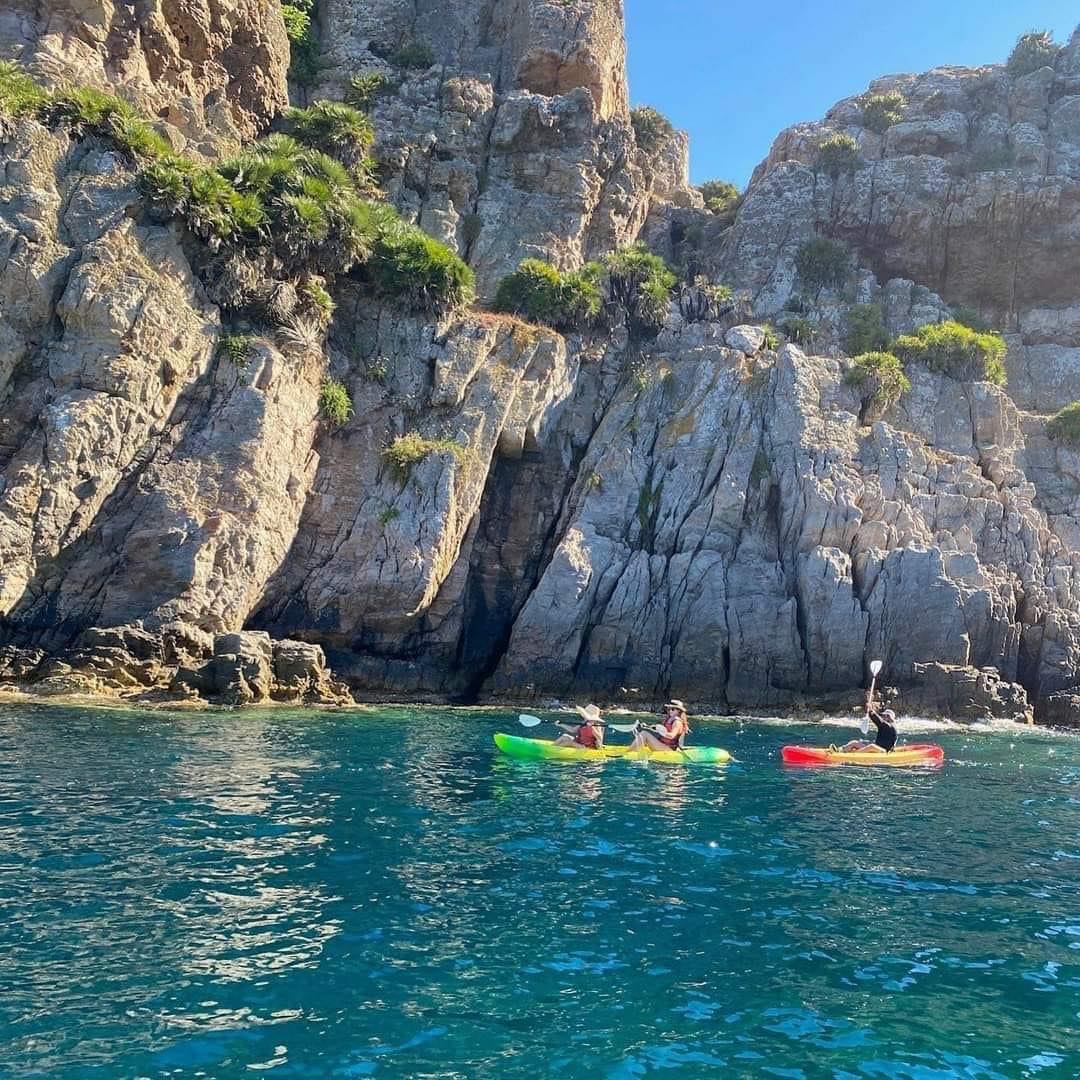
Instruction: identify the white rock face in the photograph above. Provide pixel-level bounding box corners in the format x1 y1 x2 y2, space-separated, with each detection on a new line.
724 325 766 354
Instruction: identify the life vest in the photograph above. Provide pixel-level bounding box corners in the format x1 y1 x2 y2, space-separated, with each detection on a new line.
657 713 689 748
575 723 600 749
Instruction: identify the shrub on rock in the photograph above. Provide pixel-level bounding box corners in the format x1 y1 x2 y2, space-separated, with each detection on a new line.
366 220 475 312
1006 30 1060 77
631 106 675 152
1047 402 1080 447
815 132 860 176
281 0 319 85
281 100 375 170
845 351 911 413
845 303 889 354
699 179 741 218
860 91 905 134
795 236 851 292
493 259 602 331
603 244 677 334
892 320 1007 385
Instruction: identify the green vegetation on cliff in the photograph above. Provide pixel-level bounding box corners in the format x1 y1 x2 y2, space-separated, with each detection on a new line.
845 303 889 354
893 320 1007 385
281 0 319 85
1006 30 1060 77
319 378 354 425
796 236 850 292
699 180 741 219
493 259 602 331
383 433 467 481
1047 402 1080 447
859 91 905 134
815 132 860 176
845 351 911 412
631 106 674 152
3 61 474 328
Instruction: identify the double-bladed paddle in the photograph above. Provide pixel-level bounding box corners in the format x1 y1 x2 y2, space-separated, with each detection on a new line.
517 713 641 734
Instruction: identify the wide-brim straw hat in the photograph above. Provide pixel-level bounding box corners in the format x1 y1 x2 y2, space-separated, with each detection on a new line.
575 703 603 724
882 709 897 722
662 699 688 714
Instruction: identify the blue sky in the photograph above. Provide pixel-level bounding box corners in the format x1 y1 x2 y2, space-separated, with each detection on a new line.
624 1 1078 187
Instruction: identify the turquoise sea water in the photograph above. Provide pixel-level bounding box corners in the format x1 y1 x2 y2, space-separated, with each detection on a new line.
0 704 1077 1078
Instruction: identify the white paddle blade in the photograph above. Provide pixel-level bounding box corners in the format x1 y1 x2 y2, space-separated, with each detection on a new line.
870 659 883 676
606 722 640 734
860 715 870 737
518 714 544 728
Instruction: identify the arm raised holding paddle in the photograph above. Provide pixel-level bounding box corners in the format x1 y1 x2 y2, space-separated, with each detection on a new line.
841 660 898 753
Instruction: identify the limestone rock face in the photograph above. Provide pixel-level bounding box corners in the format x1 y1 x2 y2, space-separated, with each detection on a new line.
701 41 1080 412
1 5 1079 722
0 0 289 146
313 0 692 295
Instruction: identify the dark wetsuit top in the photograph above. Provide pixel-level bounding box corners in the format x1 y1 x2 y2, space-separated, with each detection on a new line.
869 710 897 751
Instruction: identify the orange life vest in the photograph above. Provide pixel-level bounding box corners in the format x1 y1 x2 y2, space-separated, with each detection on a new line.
575 723 600 749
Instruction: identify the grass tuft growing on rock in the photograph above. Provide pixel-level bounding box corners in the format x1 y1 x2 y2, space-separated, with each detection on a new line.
892 320 1007 385
860 91 905 134
493 258 602 331
365 220 476 312
0 60 49 122
845 351 911 413
345 72 392 110
281 101 375 171
382 433 467 481
1046 402 1080 447
779 315 815 346
319 378 353 425
1006 30 1060 77
218 332 256 367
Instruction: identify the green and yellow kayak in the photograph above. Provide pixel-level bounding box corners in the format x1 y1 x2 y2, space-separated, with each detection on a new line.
494 732 731 766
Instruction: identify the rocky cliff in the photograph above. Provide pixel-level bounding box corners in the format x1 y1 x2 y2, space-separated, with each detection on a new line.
1 4 1078 724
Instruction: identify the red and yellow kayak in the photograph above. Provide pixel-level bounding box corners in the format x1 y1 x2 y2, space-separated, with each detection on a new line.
781 744 944 768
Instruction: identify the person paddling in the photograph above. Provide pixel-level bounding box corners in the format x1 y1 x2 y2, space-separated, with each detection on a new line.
553 704 605 750
628 699 690 753
841 691 898 753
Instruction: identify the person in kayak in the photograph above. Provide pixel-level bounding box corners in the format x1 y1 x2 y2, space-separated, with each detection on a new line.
553 704 605 750
841 701 898 753
628 699 690 753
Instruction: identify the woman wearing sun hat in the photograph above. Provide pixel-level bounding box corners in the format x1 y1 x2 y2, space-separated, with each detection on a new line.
628 699 690 753
553 703 605 750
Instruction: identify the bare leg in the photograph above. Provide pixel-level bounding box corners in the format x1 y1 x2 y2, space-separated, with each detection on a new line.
637 731 674 752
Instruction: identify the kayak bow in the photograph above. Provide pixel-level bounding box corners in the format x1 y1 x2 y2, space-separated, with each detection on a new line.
781 744 944 768
494 733 731 765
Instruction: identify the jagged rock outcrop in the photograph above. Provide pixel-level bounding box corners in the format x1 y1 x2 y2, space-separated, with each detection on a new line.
313 0 694 295
0 0 289 146
1 4 1078 721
